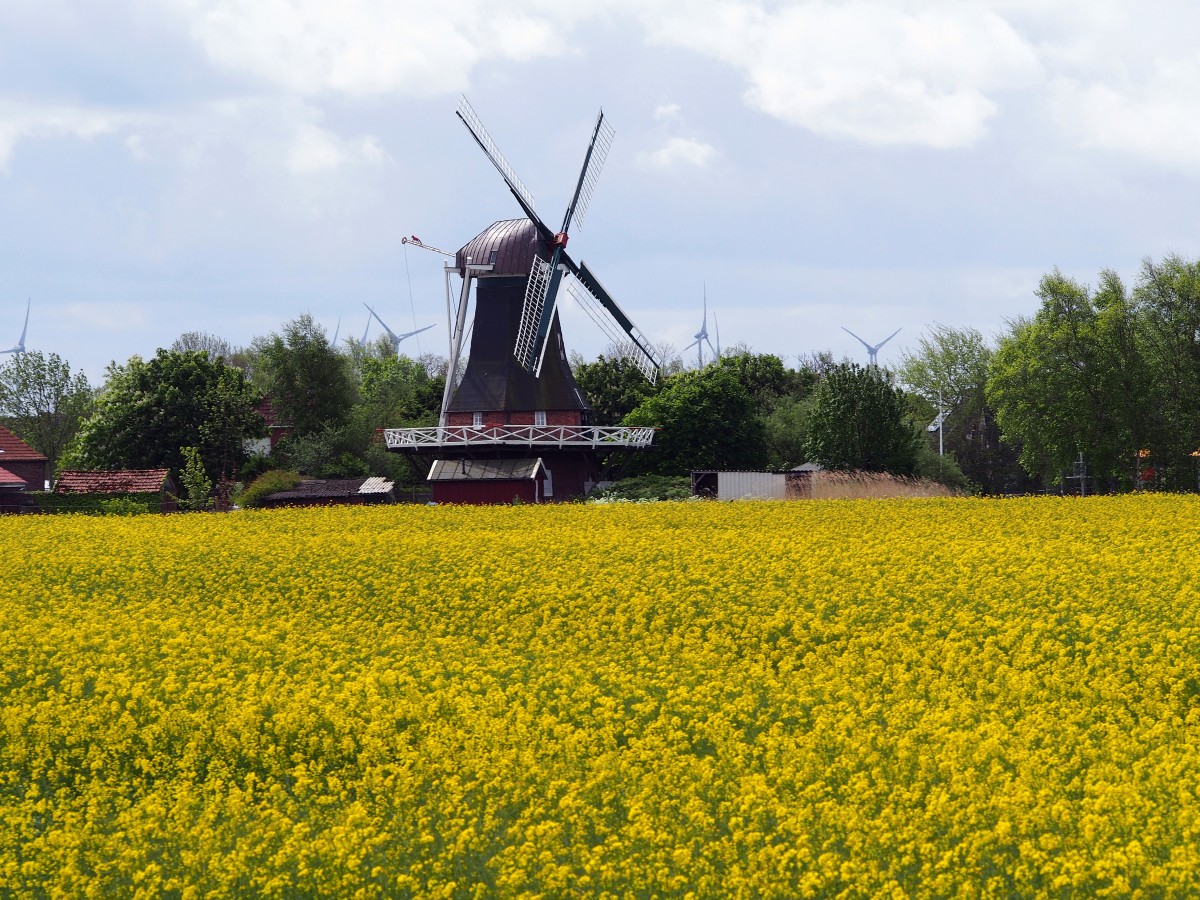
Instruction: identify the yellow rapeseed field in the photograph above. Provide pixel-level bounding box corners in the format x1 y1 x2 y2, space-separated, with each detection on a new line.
3 496 1200 897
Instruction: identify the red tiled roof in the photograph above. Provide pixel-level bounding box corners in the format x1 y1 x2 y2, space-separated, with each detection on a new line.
0 466 26 487
0 426 48 462
55 469 172 494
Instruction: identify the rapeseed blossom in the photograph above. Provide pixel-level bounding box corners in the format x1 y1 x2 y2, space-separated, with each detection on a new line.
3 496 1200 896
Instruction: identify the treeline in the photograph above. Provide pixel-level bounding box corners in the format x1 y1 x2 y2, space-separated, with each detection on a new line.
3 253 1199 499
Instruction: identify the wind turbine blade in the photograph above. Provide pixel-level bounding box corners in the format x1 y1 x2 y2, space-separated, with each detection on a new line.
878 327 902 349
397 323 437 341
456 96 555 243
682 338 701 352
332 317 341 346
560 109 614 233
841 326 873 352
705 336 719 360
364 303 399 341
18 299 29 350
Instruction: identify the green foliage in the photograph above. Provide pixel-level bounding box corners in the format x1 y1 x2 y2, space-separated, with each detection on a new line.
66 350 263 482
97 497 152 516
33 492 160 515
625 366 766 476
913 437 976 494
179 446 213 511
986 270 1142 485
0 350 93 471
238 470 302 509
804 363 920 476
254 314 356 436
763 394 814 470
574 355 659 426
590 475 692 501
718 351 815 408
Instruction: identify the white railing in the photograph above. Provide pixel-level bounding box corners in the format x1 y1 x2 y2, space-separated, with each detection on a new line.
384 424 656 450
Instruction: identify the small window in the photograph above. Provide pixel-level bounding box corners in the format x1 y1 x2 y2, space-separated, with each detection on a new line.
534 410 547 426
473 412 483 427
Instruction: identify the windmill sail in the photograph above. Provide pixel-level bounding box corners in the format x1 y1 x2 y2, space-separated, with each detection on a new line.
457 97 660 383
456 96 551 241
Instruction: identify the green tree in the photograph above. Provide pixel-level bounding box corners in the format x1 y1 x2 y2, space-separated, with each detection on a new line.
179 446 213 510
987 270 1143 486
898 324 1022 493
1134 254 1200 488
573 355 659 426
804 363 920 475
0 350 93 471
67 350 263 481
624 366 766 476
255 315 356 436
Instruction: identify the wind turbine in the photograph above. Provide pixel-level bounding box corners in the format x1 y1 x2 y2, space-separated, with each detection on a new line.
682 287 719 368
842 326 901 366
364 303 435 356
2 299 30 356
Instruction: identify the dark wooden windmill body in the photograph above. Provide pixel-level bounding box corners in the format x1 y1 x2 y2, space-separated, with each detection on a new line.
385 99 660 503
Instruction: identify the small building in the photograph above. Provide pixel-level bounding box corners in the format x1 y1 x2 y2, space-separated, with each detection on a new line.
0 425 49 492
691 467 822 501
55 469 179 512
427 458 548 505
0 465 37 513
243 395 293 457
260 476 396 509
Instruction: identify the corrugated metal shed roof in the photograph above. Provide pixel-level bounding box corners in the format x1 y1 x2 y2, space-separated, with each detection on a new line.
268 478 372 501
358 477 395 495
55 469 172 494
428 458 544 482
0 426 47 461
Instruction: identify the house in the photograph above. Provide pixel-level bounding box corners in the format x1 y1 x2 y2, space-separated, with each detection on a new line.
244 395 294 456
259 476 396 509
0 465 36 513
54 469 180 512
0 425 49 492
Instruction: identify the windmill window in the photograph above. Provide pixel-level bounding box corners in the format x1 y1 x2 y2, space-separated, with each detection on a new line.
473 412 483 428
534 410 547 426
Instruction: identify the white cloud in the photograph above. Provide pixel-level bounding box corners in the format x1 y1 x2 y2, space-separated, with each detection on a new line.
0 102 122 172
631 0 1043 148
638 136 718 170
172 0 570 97
285 122 387 174
654 103 682 121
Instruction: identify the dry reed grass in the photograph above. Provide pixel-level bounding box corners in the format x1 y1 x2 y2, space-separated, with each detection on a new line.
805 470 959 500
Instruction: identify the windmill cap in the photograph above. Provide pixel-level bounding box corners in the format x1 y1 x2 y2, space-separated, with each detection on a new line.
457 219 549 277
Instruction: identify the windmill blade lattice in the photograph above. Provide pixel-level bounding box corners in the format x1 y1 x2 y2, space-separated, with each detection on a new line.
564 272 658 383
456 96 549 239
561 111 613 231
514 257 555 372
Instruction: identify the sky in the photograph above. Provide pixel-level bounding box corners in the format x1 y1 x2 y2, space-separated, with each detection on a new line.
3 0 1200 382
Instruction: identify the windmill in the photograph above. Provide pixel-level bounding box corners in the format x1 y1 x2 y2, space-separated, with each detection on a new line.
2 300 30 356
364 304 435 356
682 287 719 368
842 326 901 366
383 97 660 503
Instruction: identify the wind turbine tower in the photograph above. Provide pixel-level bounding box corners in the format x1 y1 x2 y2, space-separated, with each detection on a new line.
683 288 719 368
842 326 901 366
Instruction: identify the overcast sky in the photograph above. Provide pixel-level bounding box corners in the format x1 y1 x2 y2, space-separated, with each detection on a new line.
3 0 1199 381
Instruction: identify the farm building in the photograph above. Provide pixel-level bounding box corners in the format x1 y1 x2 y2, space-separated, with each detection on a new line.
0 425 49 493
691 468 821 501
54 469 180 513
426 458 551 505
243 395 293 456
259 476 395 509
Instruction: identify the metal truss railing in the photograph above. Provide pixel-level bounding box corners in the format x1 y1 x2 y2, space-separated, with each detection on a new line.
384 424 656 450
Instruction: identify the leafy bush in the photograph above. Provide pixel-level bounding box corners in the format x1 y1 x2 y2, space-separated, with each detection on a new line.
238 470 302 508
590 475 692 502
97 497 151 516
